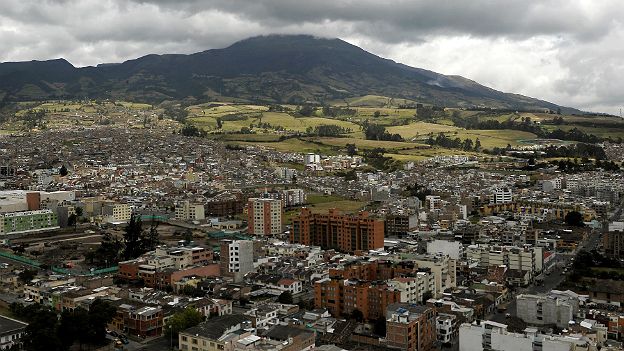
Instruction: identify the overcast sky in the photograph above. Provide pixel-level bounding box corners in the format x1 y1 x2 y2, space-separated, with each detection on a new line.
1 0 622 114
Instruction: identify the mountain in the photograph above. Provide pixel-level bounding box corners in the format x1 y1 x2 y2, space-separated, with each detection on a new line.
0 35 575 112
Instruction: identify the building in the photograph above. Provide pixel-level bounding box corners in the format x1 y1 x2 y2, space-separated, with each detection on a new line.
0 315 28 350
247 198 282 235
0 209 59 236
387 272 437 304
178 315 252 351
175 201 205 221
412 255 457 297
102 203 132 223
220 239 254 282
490 188 513 204
290 208 384 253
459 321 602 351
386 303 437 351
426 239 463 260
436 313 458 345
281 189 306 207
314 278 401 320
604 230 624 258
516 291 580 328
466 244 543 285
385 214 418 237
118 304 163 339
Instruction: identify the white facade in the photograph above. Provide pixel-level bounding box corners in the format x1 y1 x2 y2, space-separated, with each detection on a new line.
223 240 254 282
516 291 580 328
460 321 598 351
388 272 437 304
466 244 543 278
248 198 282 235
490 188 513 204
427 239 463 260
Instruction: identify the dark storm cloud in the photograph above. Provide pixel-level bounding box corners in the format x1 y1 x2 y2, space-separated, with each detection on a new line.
0 0 622 113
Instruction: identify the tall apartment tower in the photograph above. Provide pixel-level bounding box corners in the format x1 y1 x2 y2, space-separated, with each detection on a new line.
219 239 254 282
290 208 384 253
247 198 282 235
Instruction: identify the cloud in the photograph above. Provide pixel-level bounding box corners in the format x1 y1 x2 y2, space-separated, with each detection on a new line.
0 0 622 113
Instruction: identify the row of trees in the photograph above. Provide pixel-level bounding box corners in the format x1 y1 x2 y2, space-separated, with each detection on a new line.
305 124 352 137
10 300 116 351
362 123 403 141
425 133 482 151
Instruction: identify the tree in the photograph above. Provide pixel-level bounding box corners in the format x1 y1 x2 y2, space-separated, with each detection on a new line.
350 309 364 322
373 110 381 118
123 213 145 260
59 164 68 177
23 306 63 351
18 269 37 283
564 211 585 227
144 221 160 252
166 307 204 341
86 299 117 345
345 143 357 156
74 206 84 218
95 232 123 266
67 214 77 229
216 117 223 129
277 291 294 304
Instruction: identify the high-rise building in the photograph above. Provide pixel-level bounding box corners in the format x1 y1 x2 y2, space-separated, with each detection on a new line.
247 198 282 235
219 239 254 282
386 303 437 351
490 188 513 204
290 208 384 253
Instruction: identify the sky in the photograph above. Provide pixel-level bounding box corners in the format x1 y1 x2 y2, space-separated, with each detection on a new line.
0 0 622 114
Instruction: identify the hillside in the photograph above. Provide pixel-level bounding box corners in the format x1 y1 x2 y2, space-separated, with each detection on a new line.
0 35 576 112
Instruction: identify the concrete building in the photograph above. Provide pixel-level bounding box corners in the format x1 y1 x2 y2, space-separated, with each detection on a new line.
386 303 437 351
466 244 543 284
516 290 580 328
387 272 437 304
427 239 463 260
604 230 624 258
220 239 254 282
247 198 282 235
459 320 601 351
490 188 513 204
178 315 252 351
102 203 132 223
0 315 28 350
436 313 458 345
290 208 384 253
175 201 205 221
385 214 418 237
412 255 457 297
0 209 59 236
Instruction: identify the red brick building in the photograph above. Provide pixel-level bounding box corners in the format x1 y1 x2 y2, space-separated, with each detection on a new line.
291 208 384 253
386 303 437 351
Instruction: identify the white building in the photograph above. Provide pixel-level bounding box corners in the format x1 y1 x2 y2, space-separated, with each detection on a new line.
466 244 543 283
437 313 457 345
516 290 580 328
220 239 254 282
102 203 132 223
490 188 513 204
427 239 463 260
459 321 602 351
0 315 28 350
387 272 437 304
175 201 205 221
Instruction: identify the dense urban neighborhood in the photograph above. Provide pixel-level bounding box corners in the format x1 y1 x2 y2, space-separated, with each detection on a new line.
0 97 622 351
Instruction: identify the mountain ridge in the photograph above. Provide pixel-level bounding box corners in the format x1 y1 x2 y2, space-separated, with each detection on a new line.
0 34 577 112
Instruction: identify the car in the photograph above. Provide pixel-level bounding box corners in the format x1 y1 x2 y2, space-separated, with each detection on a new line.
110 331 119 337
120 338 129 345
505 313 511 318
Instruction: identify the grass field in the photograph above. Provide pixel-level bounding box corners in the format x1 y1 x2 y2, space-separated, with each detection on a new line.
330 95 416 108
231 138 337 154
309 137 428 151
283 194 368 223
542 124 624 139
449 129 538 148
387 122 460 139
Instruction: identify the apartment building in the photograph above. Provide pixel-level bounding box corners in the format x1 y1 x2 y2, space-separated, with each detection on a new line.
178 315 252 351
490 188 513 204
459 320 602 351
385 214 418 237
412 255 457 298
314 278 401 320
466 244 543 285
0 209 59 236
0 315 27 351
175 201 205 221
387 272 437 304
604 228 624 258
247 198 282 235
102 203 132 223
220 239 254 282
386 303 437 351
436 313 458 345
290 208 384 253
516 291 580 328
